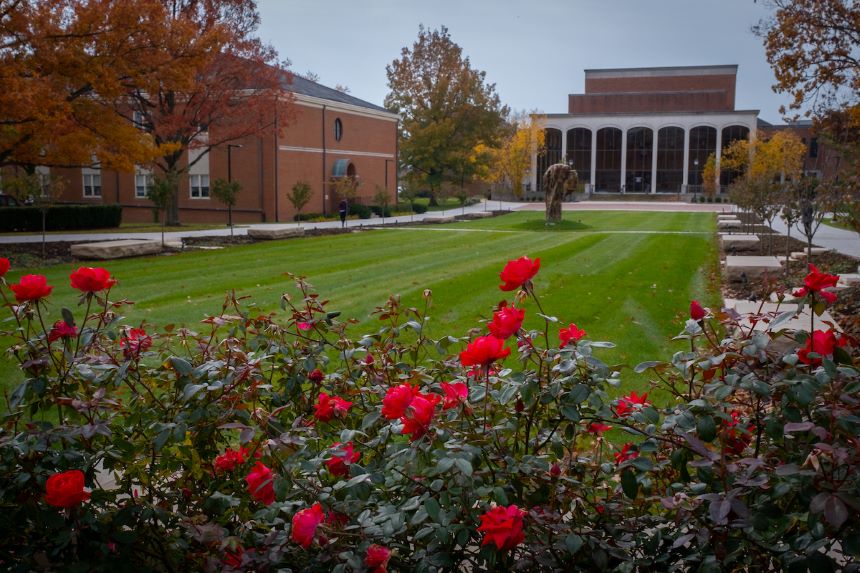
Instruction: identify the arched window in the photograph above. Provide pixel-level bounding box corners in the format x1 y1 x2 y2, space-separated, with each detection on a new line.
626 127 653 192
595 127 622 192
688 126 717 187
720 125 750 187
566 128 591 189
656 127 684 193
537 128 562 191
334 118 343 141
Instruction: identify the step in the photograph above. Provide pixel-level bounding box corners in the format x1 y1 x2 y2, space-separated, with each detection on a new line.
423 215 456 224
247 226 306 240
724 298 840 333
71 239 163 260
725 255 783 282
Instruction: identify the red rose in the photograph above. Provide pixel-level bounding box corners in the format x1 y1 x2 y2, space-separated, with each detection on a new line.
440 382 468 410
48 320 77 343
798 329 844 365
69 266 116 293
0 257 9 277
215 447 249 473
487 303 525 339
804 264 839 292
689 300 706 321
401 393 441 441
559 323 586 346
365 544 392 573
45 469 90 508
325 442 361 478
614 391 650 417
477 504 526 551
587 422 612 434
550 463 561 477
720 411 755 456
121 327 152 359
460 335 511 367
245 462 275 505
292 502 325 548
381 384 419 420
308 368 325 383
314 392 352 422
223 545 245 568
10 274 53 302
614 443 638 464
499 256 540 291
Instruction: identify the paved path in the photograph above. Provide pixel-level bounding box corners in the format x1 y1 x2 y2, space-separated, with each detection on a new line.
770 215 860 259
519 200 735 213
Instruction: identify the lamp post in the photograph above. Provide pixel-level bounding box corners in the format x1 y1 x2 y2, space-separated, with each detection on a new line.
693 157 699 202
226 144 242 233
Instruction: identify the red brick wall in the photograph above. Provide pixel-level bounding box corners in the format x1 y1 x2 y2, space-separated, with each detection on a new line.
569 90 730 114
574 73 736 113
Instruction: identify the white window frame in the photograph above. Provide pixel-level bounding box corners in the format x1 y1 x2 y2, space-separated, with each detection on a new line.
135 170 153 198
82 172 102 198
189 173 210 199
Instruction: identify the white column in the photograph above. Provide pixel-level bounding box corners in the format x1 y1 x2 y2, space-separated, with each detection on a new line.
620 129 627 193
714 127 723 193
682 127 691 191
590 129 597 191
561 128 568 166
650 128 658 194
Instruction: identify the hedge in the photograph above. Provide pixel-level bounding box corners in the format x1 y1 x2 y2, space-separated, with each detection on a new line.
0 204 122 232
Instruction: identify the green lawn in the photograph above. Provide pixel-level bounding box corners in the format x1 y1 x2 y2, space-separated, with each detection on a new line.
1 210 719 399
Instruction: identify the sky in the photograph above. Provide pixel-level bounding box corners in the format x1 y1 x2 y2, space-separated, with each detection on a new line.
257 0 796 124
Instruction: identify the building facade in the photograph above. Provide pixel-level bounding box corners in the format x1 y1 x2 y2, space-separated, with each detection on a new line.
535 65 758 195
41 75 399 224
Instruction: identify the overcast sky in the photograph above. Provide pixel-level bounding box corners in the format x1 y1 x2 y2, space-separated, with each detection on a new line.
257 0 795 123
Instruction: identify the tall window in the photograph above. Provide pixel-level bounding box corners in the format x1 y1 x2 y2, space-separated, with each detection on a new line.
688 126 717 187
190 174 209 198
656 127 684 192
595 127 622 192
720 125 750 187
625 127 653 192
537 128 562 191
566 128 591 188
334 118 343 141
135 169 153 198
82 171 101 197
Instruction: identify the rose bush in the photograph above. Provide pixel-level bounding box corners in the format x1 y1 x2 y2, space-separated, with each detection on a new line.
0 259 857 572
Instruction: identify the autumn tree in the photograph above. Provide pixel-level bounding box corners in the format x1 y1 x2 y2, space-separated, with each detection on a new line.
0 0 176 170
385 26 508 205
124 0 295 225
485 112 546 197
211 178 241 236
287 180 312 223
723 130 807 253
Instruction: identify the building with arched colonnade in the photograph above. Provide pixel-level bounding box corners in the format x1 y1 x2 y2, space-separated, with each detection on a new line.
533 65 758 196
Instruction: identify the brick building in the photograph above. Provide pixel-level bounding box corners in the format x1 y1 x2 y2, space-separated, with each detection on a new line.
46 75 399 224
535 65 758 195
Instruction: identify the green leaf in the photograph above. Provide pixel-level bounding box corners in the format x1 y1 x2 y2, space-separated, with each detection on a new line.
182 384 204 401
424 498 441 523
560 405 580 422
697 415 717 442
621 468 638 499
564 534 583 554
170 357 193 376
61 307 75 327
453 458 473 476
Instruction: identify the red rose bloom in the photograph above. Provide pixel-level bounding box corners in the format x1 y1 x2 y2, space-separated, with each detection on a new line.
440 382 468 410
365 544 392 573
499 256 540 291
224 545 245 568
460 335 511 367
401 392 441 441
381 384 420 420
477 504 526 551
48 320 77 343
69 266 116 293
804 264 839 292
215 447 249 473
325 442 361 478
690 300 707 321
45 469 90 508
292 502 325 548
487 303 525 339
587 422 612 434
720 411 755 456
614 443 638 464
121 328 152 359
10 274 53 302
559 323 586 346
314 392 352 422
308 368 325 383
0 257 9 277
614 391 650 417
798 329 844 365
245 462 275 505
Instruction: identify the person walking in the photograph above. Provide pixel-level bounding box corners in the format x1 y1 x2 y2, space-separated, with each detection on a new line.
338 199 348 228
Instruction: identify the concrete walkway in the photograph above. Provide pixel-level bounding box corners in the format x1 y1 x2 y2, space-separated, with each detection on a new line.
770 215 860 259
0 200 524 245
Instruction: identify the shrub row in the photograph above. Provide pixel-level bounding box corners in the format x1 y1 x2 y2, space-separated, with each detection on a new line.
0 204 122 231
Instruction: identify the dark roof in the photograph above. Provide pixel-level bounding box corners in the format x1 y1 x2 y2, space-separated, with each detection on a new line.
281 73 392 114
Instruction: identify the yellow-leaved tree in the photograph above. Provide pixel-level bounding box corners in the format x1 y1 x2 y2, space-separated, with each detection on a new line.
485 112 546 198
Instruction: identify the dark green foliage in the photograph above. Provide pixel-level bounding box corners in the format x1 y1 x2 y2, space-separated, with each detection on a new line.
0 205 122 231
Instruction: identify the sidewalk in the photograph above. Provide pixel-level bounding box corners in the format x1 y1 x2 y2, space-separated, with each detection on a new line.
0 200 525 245
770 216 860 259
